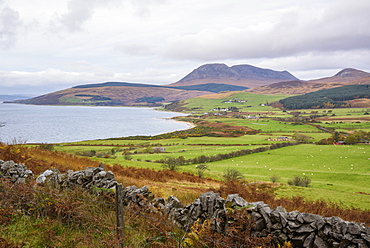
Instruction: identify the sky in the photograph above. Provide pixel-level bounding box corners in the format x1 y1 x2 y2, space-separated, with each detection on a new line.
0 0 370 95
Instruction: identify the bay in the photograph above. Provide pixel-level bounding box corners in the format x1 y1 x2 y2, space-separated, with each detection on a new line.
0 104 189 143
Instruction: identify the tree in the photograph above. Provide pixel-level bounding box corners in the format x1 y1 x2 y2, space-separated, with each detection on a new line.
222 168 244 183
195 164 209 178
161 156 184 171
333 132 340 142
344 130 369 144
293 133 311 143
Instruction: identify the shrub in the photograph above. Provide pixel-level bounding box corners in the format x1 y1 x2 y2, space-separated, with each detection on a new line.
124 154 132 160
270 174 280 183
161 156 183 171
195 164 209 178
222 168 244 183
287 175 311 187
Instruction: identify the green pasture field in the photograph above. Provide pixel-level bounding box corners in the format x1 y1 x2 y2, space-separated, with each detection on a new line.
58 142 370 209
58 129 324 161
321 121 370 132
177 144 370 209
53 98 369 209
294 108 369 115
207 117 321 133
129 145 267 161
60 133 298 147
60 97 81 103
181 92 289 112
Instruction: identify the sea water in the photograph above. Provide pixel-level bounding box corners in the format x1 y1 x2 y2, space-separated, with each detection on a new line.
0 104 189 143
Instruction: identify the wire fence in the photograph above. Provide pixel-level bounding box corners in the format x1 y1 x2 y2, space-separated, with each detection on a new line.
0 179 274 248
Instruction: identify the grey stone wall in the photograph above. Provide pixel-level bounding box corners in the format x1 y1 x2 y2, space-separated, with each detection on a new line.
123 187 370 248
36 164 117 190
3 160 369 247
0 160 33 183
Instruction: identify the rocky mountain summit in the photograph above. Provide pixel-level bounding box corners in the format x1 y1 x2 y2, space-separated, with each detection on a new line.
170 63 298 88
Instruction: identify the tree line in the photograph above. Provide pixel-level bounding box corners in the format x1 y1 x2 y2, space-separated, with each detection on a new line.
157 142 298 170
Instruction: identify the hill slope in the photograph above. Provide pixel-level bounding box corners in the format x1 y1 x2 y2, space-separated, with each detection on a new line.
11 85 213 106
10 66 370 107
279 84 370 109
169 63 298 88
10 80 251 106
248 68 370 95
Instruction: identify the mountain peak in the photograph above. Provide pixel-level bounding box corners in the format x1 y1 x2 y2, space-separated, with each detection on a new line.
179 63 239 82
172 63 298 88
334 68 370 78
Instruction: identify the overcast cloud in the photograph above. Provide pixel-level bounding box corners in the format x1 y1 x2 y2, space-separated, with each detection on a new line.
0 0 369 95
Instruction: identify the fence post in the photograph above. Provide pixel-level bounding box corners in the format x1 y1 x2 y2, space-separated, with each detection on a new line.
116 183 124 248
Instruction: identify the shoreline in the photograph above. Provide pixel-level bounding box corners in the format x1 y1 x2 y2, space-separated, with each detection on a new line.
167 118 196 130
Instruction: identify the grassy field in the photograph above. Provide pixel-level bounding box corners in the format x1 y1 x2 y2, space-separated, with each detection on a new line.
51 91 370 210
56 142 370 209
180 144 370 208
181 92 289 112
207 117 322 133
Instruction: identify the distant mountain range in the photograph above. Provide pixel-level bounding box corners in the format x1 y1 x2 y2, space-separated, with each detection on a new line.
169 63 298 88
7 64 370 107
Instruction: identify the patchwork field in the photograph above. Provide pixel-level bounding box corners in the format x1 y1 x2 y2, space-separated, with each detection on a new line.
51 92 370 210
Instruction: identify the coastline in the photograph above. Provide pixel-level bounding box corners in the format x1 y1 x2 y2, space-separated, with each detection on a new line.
167 118 196 130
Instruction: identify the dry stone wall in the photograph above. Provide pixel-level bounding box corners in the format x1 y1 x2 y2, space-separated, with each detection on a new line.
35 164 118 190
124 187 370 248
2 160 369 247
0 160 33 183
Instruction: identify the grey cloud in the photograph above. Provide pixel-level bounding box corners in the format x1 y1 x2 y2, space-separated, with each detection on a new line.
131 0 165 18
59 1 94 32
53 0 124 32
163 0 370 61
0 5 21 49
